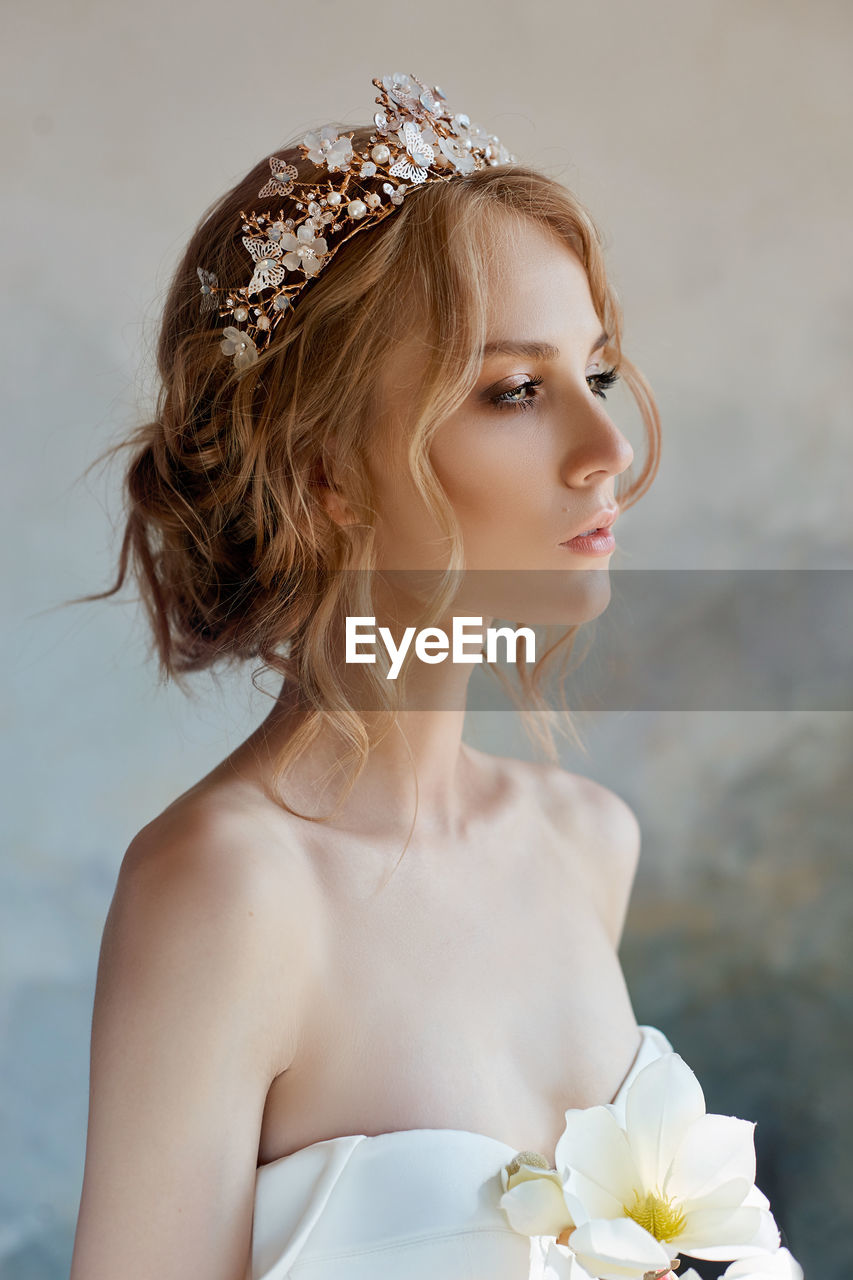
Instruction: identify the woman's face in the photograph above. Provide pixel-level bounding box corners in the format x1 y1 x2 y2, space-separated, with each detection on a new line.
357 213 635 623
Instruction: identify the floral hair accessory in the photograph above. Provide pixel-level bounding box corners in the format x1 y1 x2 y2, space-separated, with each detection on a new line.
196 72 516 368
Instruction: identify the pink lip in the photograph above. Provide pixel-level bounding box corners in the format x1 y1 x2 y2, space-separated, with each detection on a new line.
560 528 616 555
560 507 619 544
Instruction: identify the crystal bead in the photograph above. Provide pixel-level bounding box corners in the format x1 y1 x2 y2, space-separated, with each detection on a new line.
273 295 290 311
308 202 321 216
360 161 376 178
256 314 271 329
364 193 381 209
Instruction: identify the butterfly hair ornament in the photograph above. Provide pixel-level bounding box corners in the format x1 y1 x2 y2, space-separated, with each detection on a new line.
197 72 516 371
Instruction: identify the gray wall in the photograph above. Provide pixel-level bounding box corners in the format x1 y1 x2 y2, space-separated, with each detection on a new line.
2 1 851 1275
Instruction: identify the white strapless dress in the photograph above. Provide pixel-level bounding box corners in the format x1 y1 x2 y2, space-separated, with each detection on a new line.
246 1023 675 1280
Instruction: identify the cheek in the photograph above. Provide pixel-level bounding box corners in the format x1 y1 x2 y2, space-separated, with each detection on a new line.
430 419 542 521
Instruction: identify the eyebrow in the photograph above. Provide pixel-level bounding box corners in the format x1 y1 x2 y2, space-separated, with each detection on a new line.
481 331 609 360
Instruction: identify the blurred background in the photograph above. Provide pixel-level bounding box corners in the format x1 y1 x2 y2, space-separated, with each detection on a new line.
2 0 851 1275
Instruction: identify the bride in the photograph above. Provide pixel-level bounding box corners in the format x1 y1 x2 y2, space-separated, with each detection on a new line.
70 73 795 1280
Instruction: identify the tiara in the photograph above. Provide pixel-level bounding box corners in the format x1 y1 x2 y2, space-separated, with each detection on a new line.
197 72 516 371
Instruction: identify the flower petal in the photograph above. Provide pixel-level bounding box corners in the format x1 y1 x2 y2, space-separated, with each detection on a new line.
533 1236 595 1279
722 1247 804 1279
569 1217 673 1280
741 1182 771 1211
499 1176 574 1236
624 1053 707 1189
562 1170 628 1221
666 1113 757 1204
554 1105 641 1207
673 1205 780 1260
681 1176 755 1218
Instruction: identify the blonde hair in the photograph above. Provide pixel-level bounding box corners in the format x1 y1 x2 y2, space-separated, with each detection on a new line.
82 124 661 843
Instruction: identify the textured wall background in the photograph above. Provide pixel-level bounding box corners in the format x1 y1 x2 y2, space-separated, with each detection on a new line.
2 0 851 1275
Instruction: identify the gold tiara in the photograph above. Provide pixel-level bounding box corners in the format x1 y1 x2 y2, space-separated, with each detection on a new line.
197 72 516 371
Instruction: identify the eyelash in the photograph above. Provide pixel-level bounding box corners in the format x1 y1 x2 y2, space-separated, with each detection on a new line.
491 368 621 412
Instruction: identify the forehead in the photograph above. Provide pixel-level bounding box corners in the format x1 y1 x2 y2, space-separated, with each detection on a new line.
479 211 598 339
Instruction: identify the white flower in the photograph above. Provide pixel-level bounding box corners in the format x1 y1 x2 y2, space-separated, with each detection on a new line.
500 1052 781 1280
220 326 258 371
381 71 422 111
438 134 477 175
389 121 435 184
301 126 353 173
278 223 329 277
562 1054 779 1276
501 1151 575 1238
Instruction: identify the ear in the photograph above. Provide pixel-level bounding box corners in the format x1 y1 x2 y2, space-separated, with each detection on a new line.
321 484 357 528
312 455 358 528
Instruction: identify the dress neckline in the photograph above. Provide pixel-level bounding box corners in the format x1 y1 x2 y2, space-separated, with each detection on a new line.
256 1023 665 1174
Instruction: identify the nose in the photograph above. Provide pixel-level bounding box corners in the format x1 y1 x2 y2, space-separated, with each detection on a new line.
559 400 634 486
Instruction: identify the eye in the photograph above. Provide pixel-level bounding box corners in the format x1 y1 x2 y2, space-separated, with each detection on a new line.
588 368 620 400
491 375 544 412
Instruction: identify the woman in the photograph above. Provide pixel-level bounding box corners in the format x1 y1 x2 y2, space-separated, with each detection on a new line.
70 73 797 1280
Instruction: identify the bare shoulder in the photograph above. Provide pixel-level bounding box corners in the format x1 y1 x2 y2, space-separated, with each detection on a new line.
71 789 321 1277
509 756 642 946
117 786 322 1072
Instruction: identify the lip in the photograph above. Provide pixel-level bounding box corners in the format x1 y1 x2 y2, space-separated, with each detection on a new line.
559 507 619 544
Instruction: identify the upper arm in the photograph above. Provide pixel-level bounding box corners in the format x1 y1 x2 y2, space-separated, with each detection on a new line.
70 811 310 1280
546 768 642 948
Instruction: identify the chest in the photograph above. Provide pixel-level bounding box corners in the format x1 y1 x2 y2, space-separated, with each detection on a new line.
257 800 640 1165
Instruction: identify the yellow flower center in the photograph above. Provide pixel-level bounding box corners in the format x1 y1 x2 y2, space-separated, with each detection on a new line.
625 1189 686 1242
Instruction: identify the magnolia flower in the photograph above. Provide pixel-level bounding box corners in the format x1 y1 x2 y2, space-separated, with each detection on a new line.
278 223 329 277
501 1152 574 1238
220 326 258 371
500 1052 780 1280
681 1247 804 1280
301 126 353 173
